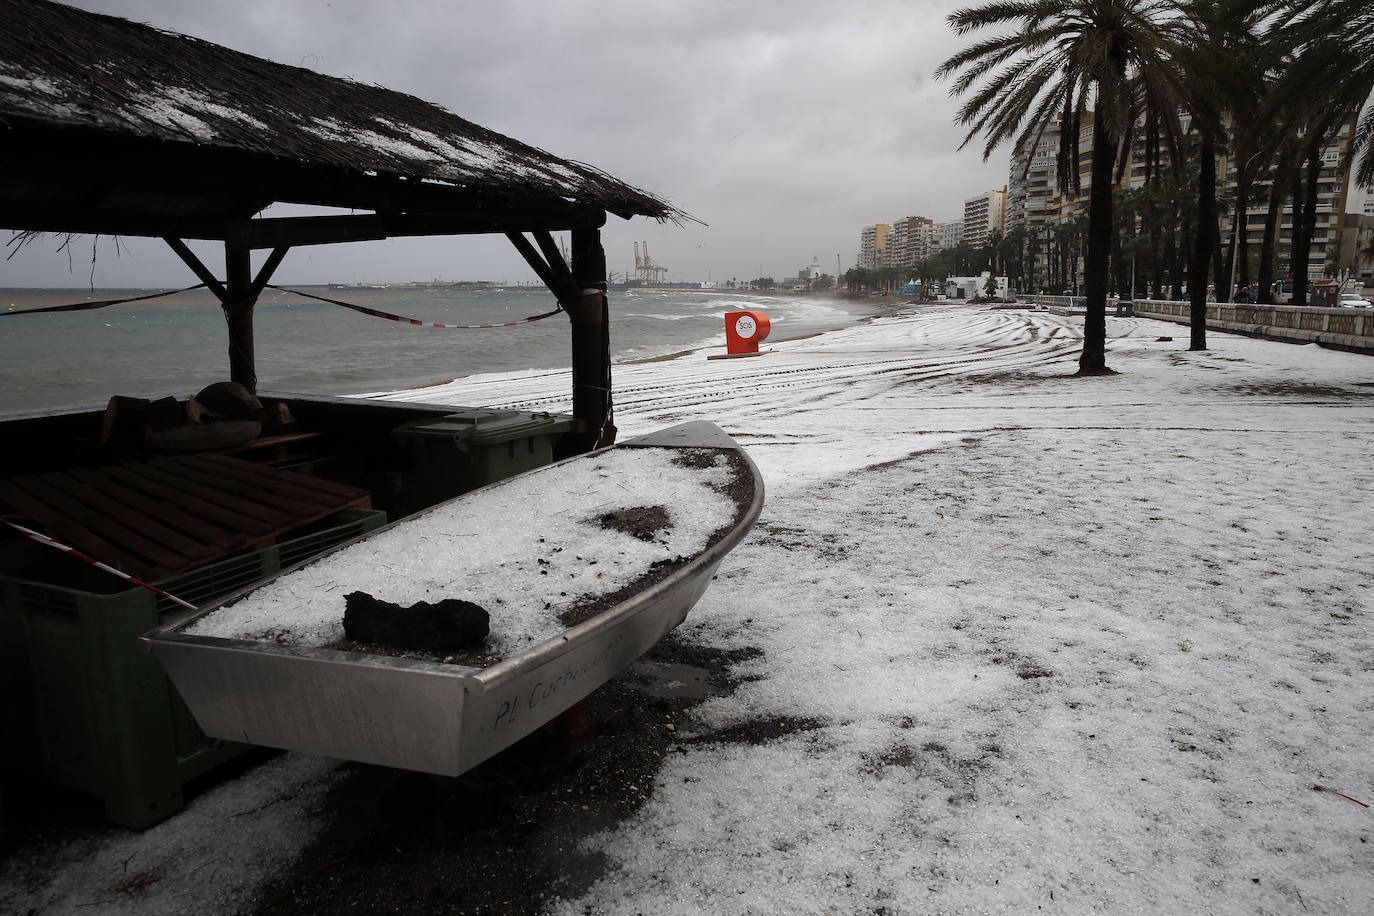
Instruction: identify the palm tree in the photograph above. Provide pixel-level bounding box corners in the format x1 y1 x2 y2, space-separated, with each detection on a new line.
1266 2 1374 189
1171 2 1256 349
1251 2 1374 302
1223 34 1290 300
938 0 1184 374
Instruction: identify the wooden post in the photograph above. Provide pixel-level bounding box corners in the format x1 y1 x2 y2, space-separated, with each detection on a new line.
566 227 613 454
164 238 289 393
223 244 257 392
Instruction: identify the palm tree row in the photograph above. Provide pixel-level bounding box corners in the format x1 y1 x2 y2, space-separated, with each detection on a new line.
939 0 1374 371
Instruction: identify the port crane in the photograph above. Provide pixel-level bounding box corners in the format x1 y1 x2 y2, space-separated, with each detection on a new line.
633 241 668 285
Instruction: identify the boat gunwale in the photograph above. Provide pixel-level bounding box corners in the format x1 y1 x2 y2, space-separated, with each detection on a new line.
140 421 764 694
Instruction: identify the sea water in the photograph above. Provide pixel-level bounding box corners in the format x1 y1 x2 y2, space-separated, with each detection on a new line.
0 285 879 414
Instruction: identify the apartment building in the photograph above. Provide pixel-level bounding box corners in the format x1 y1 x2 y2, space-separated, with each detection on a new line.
885 215 935 268
1226 120 1355 282
1009 111 1354 286
858 223 890 270
938 220 964 250
854 217 968 273
1008 123 1064 285
963 189 1007 249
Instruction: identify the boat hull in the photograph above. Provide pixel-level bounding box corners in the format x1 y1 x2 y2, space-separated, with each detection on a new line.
142 421 762 776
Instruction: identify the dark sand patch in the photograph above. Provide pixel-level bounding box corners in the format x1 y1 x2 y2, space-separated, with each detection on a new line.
247 634 767 916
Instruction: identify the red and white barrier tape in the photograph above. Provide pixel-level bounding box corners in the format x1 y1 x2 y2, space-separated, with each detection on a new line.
3 520 198 610
0 283 208 317
268 285 565 328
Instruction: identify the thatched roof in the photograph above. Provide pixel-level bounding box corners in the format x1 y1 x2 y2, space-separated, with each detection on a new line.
0 0 684 236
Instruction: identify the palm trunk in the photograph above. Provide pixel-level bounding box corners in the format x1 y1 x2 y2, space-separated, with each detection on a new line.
1111 233 1123 296
1188 135 1217 350
1290 147 1321 306
1220 206 1239 302
1211 231 1226 303
1165 227 1176 299
1235 170 1252 290
1256 174 1287 304
1080 115 1116 374
1287 166 1304 303
1166 226 1180 300
1146 197 1161 298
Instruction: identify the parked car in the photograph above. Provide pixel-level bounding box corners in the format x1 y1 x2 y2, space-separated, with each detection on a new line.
1338 293 1372 308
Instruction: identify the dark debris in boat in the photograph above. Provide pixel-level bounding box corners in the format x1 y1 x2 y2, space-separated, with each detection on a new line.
342 591 489 653
559 450 754 628
671 447 725 470
592 504 672 542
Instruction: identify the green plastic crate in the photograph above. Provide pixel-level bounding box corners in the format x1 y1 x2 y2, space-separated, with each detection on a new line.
392 409 573 514
0 507 387 829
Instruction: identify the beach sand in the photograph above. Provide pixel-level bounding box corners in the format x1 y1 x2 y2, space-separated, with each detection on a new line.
4 305 1371 915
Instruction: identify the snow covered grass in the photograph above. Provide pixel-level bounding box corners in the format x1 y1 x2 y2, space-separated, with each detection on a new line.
4 306 1371 914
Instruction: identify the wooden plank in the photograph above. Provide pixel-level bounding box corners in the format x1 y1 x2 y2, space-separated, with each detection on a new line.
18 475 192 575
180 455 339 507
145 459 313 525
49 471 218 563
196 453 370 504
0 479 169 579
225 431 322 452
179 455 343 513
222 432 325 468
111 465 274 537
65 467 247 549
0 480 141 572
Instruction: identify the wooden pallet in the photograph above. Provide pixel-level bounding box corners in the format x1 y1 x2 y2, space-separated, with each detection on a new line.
0 453 371 581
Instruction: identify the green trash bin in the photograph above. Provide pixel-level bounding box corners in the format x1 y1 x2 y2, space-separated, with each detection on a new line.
392 409 574 514
0 508 388 828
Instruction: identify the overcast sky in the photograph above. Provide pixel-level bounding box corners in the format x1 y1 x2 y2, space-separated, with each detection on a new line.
4 0 1010 288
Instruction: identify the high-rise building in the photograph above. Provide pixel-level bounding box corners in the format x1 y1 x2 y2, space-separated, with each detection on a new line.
886 215 935 268
1008 111 1355 287
859 223 890 270
1008 122 1064 286
913 220 940 260
938 220 964 250
963 189 1007 249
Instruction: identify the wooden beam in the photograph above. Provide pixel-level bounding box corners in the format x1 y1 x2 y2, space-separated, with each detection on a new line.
225 208 606 250
163 237 228 302
533 230 578 296
249 246 291 299
562 227 613 456
506 232 568 299
1 205 235 242
223 245 257 392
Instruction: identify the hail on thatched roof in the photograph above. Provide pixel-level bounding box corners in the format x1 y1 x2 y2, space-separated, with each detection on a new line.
0 0 685 223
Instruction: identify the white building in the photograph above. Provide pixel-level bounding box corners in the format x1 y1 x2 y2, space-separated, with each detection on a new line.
1349 185 1373 217
946 272 1010 300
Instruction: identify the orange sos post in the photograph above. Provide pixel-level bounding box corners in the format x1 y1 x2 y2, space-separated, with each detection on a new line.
724 310 771 355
